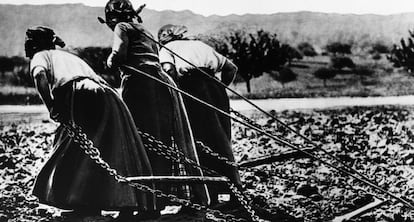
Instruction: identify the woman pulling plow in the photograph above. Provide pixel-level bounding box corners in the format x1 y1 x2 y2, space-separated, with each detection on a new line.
25 26 157 221
26 24 209 222
158 24 242 209
99 0 210 218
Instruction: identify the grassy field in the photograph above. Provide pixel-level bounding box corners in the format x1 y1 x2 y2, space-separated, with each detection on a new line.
1 55 414 105
230 55 414 99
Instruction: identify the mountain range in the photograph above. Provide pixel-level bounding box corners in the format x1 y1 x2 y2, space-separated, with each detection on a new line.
1 3 414 56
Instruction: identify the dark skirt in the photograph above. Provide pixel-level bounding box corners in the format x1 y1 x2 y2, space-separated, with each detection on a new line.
120 65 210 207
178 69 242 203
33 78 156 211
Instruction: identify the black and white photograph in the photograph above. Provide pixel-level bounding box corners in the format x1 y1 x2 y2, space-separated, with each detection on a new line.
1 0 414 221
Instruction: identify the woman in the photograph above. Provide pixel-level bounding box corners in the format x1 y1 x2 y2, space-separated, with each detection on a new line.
98 0 210 214
25 26 158 221
158 24 242 207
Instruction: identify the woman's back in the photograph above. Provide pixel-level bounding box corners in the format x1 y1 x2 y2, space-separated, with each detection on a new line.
30 50 102 90
114 22 159 69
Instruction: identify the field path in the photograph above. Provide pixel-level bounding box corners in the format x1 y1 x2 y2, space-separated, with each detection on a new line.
1 95 414 118
230 95 414 111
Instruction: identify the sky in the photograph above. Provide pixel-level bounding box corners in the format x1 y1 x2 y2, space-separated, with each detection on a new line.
1 0 414 16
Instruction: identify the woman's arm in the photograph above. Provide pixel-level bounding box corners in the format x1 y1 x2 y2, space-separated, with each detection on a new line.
220 59 238 86
107 24 129 68
33 67 53 111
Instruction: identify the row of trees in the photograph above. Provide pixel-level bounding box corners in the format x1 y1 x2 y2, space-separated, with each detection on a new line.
0 48 117 87
199 30 303 92
201 30 394 91
2 28 411 93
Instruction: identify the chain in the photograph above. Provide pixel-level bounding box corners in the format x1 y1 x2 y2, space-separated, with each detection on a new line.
138 130 260 221
143 139 260 222
63 123 250 222
230 108 263 130
196 141 239 168
227 182 261 222
139 131 215 175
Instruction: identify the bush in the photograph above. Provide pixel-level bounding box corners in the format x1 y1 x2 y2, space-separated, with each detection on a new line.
331 56 355 70
0 56 31 87
353 65 375 82
297 42 317 56
370 42 390 54
74 47 120 87
372 53 382 60
326 42 352 55
269 67 297 87
313 67 337 87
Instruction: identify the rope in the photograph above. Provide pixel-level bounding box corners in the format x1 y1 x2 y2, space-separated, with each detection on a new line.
122 64 414 210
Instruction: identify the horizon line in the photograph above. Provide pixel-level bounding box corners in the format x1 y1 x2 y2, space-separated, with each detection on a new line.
1 2 414 17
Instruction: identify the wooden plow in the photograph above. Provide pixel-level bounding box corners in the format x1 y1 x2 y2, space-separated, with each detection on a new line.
332 197 387 222
126 176 229 184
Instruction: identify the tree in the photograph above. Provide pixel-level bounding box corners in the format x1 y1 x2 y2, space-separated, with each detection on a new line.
372 53 382 61
269 67 297 88
74 47 120 87
370 41 390 54
0 56 14 75
10 56 31 86
331 56 355 70
0 56 31 86
281 44 303 65
388 30 414 72
353 65 374 83
313 67 336 87
215 30 289 92
326 42 352 55
297 42 317 57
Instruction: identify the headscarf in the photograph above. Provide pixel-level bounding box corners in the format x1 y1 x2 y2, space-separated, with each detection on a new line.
157 24 188 45
25 26 65 58
98 0 145 30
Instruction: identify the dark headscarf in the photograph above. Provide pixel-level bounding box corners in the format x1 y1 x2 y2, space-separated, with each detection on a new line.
98 0 145 30
25 26 65 58
157 24 188 45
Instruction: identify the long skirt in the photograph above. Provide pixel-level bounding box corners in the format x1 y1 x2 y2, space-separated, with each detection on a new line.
33 78 156 211
120 65 210 208
178 69 242 204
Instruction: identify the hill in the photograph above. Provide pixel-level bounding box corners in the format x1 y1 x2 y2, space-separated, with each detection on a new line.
1 3 414 56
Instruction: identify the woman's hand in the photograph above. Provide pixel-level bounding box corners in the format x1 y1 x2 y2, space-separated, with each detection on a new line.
106 51 117 68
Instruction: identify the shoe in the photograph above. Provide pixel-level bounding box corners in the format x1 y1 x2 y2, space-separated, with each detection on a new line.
135 210 161 220
111 212 135 222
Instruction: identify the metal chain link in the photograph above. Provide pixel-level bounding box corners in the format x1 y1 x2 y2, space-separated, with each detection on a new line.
142 139 261 222
227 182 261 222
63 123 251 222
196 141 239 168
230 108 263 130
137 130 260 221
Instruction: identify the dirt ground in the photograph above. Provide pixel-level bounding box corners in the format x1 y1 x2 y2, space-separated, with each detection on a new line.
2 105 414 221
